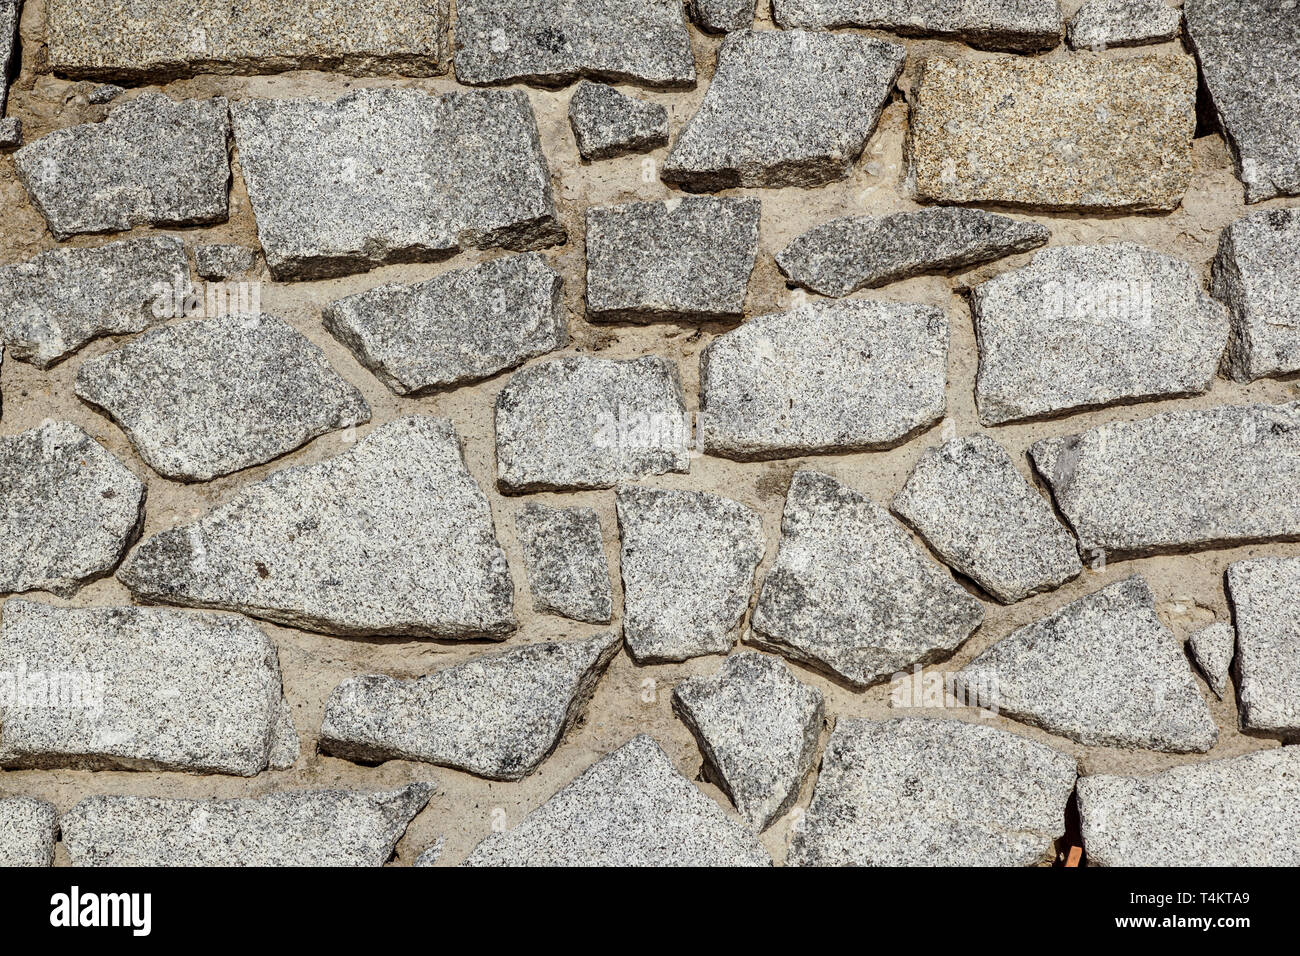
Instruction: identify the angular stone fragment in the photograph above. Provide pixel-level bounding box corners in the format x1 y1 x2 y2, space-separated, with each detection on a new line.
1078 748 1300 866
454 0 695 88
14 93 231 239
0 797 58 867
118 416 516 639
567 82 669 161
323 253 565 395
1184 0 1300 203
515 503 613 623
700 299 948 460
62 784 432 866
617 487 764 663
75 314 371 481
958 576 1218 752
972 244 1229 425
789 718 1077 866
45 0 451 81
0 422 144 598
0 1 18 116
88 84 124 105
320 632 620 779
1030 402 1300 558
687 0 754 32
1213 208 1300 382
1225 559 1300 738
1188 622 1234 700
413 839 444 866
0 117 20 151
231 89 564 280
672 652 823 831
495 356 689 493
909 54 1196 211
663 29 904 190
892 436 1082 604
0 235 189 368
773 0 1063 52
585 197 760 323
194 243 260 280
751 470 984 689
1068 0 1181 49
0 599 298 775
464 735 770 865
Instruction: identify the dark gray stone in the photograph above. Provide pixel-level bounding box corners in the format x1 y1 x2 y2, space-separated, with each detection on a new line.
687 0 754 32
515 503 613 624
0 797 58 867
1188 621 1233 700
1226 558 1300 738
1213 208 1300 382
567 82 669 161
193 243 259 280
773 0 1064 52
1068 0 1182 50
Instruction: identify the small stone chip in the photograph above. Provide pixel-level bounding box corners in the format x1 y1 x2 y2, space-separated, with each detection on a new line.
1188 622 1234 700
0 117 20 151
687 0 754 32
515 503 613 624
568 82 669 161
617 486 764 663
1213 208 1300 382
0 797 58 867
1068 0 1182 50
773 0 1063 52
193 243 260 280
1225 559 1300 738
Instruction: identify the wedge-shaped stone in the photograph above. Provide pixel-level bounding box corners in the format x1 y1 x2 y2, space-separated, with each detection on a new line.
320 632 620 779
789 718 1077 866
1030 402 1300 558
568 82 669 161
0 422 144 598
700 300 948 460
1226 559 1300 738
515 503 613 624
231 89 563 280
62 784 432 866
1213 208 1300 382
617 487 764 663
910 54 1196 211
14 93 231 239
663 29 904 191
672 652 823 831
463 734 770 865
1068 0 1181 49
773 0 1062 51
0 797 58 867
495 356 689 493
118 416 515 639
688 0 755 32
324 254 565 396
751 470 984 689
1188 622 1234 700
958 576 1218 752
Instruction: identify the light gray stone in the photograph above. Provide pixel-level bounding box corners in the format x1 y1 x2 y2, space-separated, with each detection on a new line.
14 93 231 239
1188 622 1234 700
463 734 771 866
616 486 764 663
323 253 565 395
892 435 1082 604
0 422 144 598
773 0 1064 52
118 416 516 639
194 243 259 280
662 29 904 191
88 84 125 104
0 117 20 151
515 503 613 624
585 197 760 323
231 88 564 280
320 632 620 780
750 470 985 690
672 652 823 831
62 783 432 866
958 576 1218 752
568 82 669 161
1226 558 1300 738
1068 0 1181 49
0 797 58 867
495 356 689 493
700 299 949 460
0 599 298 775
1213 208 1300 382
0 1 18 116
413 838 444 866
789 718 1077 866
687 0 754 32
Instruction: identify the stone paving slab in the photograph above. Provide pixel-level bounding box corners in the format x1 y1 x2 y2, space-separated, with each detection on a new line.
1188 621 1234 700
515 503 613 624
568 82 669 161
688 0 754 32
0 797 58 867
772 0 1064 52
1213 208 1300 382
1067 0 1181 50
1225 559 1300 738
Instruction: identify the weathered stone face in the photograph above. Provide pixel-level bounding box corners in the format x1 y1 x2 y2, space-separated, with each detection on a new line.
772 0 1064 52
193 243 259 280
1067 0 1181 50
515 503 613 624
1225 558 1300 738
0 0 18 115
567 82 669 161
1188 622 1234 700
1213 208 1300 382
687 0 755 33
0 797 58 867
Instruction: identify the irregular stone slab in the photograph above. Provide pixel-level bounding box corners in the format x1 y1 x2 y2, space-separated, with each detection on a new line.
45 0 451 81
464 735 770 865
972 244 1228 425
62 784 432 866
0 235 189 368
1068 0 1181 49
454 0 695 88
515 503 613 623
0 422 144 598
1030 402 1300 558
0 599 298 775
1213 208 1300 382
910 54 1196 212
323 253 565 395
1225 559 1300 738
892 436 1082 604
1188 622 1234 700
700 299 948 460
0 1 17 116
1078 748 1300 865
75 313 370 481
616 487 764 663
118 416 516 639
320 632 620 779
1184 0 1300 203
0 117 20 151
789 718 1076 866
663 29 904 191
586 197 760 323
0 797 58 867
14 93 231 239
751 470 984 690
194 243 259 280
231 88 564 280
777 208 1048 298
672 652 823 831
773 0 1063 52
568 82 669 161
688 0 754 32
495 356 689 493
958 576 1218 752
